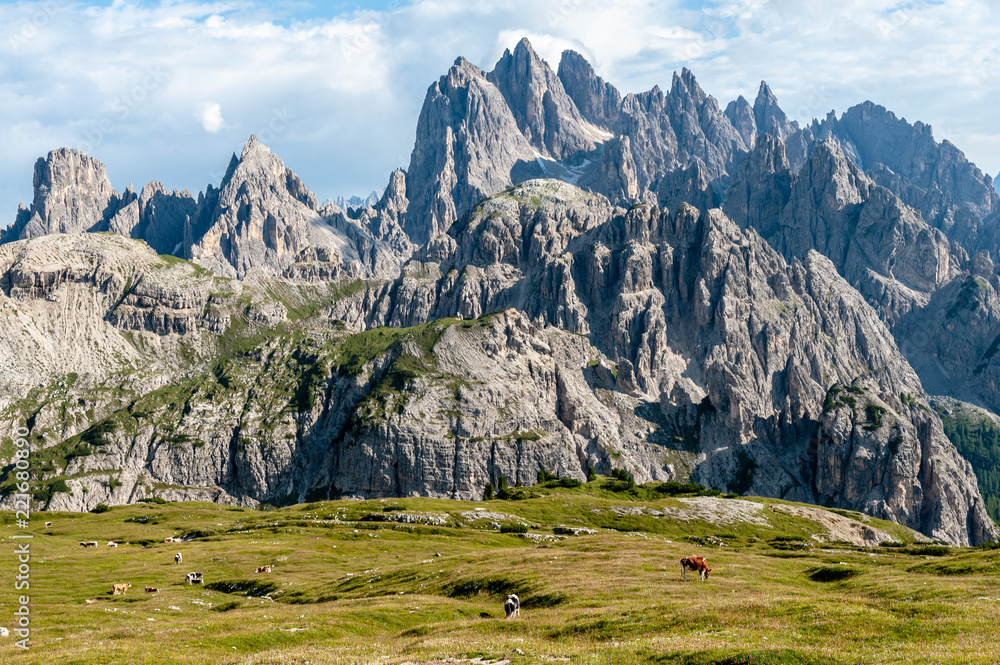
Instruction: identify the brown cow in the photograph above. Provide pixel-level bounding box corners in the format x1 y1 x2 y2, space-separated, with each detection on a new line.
111 582 131 595
144 586 159 593
255 565 272 574
680 556 711 581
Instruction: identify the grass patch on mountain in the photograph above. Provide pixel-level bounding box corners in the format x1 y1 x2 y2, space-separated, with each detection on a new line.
935 399 1000 522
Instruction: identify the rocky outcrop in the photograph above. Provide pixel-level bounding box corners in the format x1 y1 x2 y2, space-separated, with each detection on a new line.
107 181 197 255
2 149 119 243
724 95 757 150
612 69 748 194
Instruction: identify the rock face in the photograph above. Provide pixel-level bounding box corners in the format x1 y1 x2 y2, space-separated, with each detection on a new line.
727 138 959 326
2 189 991 545
2 149 119 243
753 82 798 142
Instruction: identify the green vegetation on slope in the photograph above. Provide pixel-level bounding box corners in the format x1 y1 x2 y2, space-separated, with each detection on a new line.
936 401 1000 521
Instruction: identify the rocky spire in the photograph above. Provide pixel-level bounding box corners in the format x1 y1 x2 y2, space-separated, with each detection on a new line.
557 49 622 129
724 95 757 148
753 81 797 141
403 56 539 245
486 38 597 160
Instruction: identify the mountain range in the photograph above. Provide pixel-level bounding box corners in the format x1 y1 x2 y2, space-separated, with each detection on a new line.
3 38 1000 546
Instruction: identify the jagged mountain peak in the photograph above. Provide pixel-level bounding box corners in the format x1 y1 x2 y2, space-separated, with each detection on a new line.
724 94 757 148
557 48 622 130
755 80 778 106
487 37 597 160
753 80 797 140
241 133 268 158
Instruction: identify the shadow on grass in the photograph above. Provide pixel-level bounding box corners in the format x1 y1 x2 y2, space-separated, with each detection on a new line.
649 648 841 664
806 565 862 583
205 579 280 597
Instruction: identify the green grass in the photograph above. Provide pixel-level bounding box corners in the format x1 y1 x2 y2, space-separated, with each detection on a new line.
2 482 999 664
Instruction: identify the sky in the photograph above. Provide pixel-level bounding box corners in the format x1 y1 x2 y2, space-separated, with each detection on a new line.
2 0 1000 220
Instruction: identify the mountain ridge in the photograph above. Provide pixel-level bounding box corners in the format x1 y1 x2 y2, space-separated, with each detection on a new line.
3 39 1000 546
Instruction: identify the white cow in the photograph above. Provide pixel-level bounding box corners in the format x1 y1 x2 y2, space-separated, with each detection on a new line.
504 593 520 619
174 552 182 565
107 542 118 548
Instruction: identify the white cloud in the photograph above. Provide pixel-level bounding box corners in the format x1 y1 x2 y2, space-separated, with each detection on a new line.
197 102 226 133
1 0 1000 220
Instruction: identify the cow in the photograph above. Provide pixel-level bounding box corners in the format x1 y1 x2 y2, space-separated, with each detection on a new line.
111 582 131 595
144 586 159 593
255 565 272 574
174 552 182 565
80 541 98 548
504 593 520 619
680 556 711 581
185 572 204 585
107 541 118 548
44 522 52 527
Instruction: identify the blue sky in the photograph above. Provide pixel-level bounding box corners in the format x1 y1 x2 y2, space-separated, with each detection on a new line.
1 0 999 219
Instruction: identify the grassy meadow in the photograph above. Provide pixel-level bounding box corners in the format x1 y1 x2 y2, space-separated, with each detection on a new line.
0 479 998 664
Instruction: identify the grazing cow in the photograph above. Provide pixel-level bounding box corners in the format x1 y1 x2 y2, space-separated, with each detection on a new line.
174 552 182 565
255 565 272 574
44 522 52 527
185 572 204 585
107 541 118 548
504 593 520 619
80 541 98 548
145 586 158 593
111 582 131 595
680 556 711 581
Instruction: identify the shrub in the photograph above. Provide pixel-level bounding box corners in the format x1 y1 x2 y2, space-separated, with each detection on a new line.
586 465 597 482
483 482 495 501
138 497 167 504
904 545 952 557
864 404 887 431
655 481 706 495
90 504 112 514
500 523 528 534
537 469 558 483
610 468 636 487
